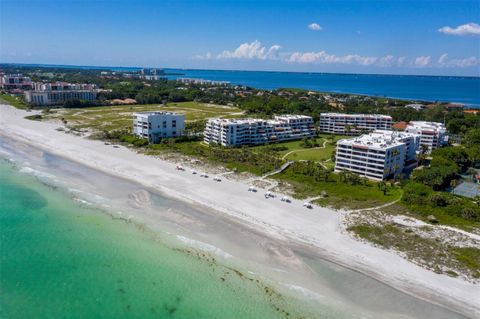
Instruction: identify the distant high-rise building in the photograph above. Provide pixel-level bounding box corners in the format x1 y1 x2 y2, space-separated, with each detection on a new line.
0 74 33 91
24 82 98 106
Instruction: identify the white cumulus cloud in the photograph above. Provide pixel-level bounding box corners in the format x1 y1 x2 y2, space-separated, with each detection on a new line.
287 51 404 67
192 41 479 70
413 56 431 67
437 54 479 68
438 22 480 36
308 23 322 31
438 53 449 65
216 40 281 60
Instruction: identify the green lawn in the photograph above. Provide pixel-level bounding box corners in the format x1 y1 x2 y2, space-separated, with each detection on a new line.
42 102 244 132
276 167 403 209
249 134 345 162
0 93 28 109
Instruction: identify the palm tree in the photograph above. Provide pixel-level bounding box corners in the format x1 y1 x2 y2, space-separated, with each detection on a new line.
417 144 430 166
378 181 388 195
473 195 480 207
450 179 459 189
466 167 477 182
338 171 347 183
345 125 352 136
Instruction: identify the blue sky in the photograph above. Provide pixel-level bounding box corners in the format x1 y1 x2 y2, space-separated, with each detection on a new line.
1 0 479 76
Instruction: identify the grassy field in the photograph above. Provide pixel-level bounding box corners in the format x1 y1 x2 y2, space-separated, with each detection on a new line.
43 102 244 132
249 134 344 163
0 93 28 109
276 167 402 209
348 223 480 279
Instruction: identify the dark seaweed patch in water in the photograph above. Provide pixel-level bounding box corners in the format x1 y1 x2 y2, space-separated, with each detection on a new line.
170 245 297 319
1 183 48 211
163 296 182 316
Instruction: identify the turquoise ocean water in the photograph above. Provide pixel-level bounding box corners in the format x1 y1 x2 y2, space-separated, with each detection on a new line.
0 160 317 318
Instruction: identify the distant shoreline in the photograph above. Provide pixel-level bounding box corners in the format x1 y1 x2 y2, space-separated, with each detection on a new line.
2 62 479 107
2 62 479 79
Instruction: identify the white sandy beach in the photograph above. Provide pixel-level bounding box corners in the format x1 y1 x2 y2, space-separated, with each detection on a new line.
0 103 479 317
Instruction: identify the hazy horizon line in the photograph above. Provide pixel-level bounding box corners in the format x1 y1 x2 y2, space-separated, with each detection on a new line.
1 62 479 79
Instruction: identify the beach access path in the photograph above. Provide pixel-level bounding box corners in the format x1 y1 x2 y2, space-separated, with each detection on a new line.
0 104 478 317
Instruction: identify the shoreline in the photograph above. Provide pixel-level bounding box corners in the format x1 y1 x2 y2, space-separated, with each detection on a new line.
0 103 479 317
2 63 480 106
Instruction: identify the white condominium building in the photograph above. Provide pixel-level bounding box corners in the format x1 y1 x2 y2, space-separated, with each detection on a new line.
405 121 448 153
32 82 97 91
133 111 185 143
204 114 316 147
178 78 230 86
319 113 392 135
0 74 33 91
335 130 420 181
24 82 98 106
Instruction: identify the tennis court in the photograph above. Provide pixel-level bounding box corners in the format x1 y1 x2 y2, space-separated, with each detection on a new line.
452 181 480 198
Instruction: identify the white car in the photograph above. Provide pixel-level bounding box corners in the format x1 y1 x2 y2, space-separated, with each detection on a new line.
200 172 209 178
176 165 185 171
265 191 275 198
303 202 313 209
191 169 198 175
213 176 222 182
281 196 291 203
248 186 257 192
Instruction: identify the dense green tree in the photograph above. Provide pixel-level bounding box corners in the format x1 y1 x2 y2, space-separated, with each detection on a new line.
464 128 480 147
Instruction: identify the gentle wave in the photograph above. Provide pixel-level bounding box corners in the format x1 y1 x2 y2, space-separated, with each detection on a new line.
176 235 233 259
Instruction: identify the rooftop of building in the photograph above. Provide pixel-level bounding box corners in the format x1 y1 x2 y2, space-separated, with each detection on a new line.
207 118 268 125
407 121 446 130
27 89 97 93
338 130 417 149
2 73 30 78
405 103 425 107
393 121 408 130
134 111 184 117
464 109 479 115
320 112 392 119
274 114 313 120
208 114 313 125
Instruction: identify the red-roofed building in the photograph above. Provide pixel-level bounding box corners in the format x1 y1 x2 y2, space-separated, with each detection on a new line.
393 121 408 131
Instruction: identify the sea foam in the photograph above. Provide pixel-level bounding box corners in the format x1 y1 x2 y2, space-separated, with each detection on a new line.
176 235 233 259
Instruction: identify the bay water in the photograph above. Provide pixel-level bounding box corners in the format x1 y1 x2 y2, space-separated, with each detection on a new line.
166 69 480 106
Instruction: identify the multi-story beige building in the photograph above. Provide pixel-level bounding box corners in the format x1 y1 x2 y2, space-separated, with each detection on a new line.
335 130 419 181
0 74 33 91
133 111 185 143
405 121 448 153
24 82 98 106
319 113 392 135
204 115 316 147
